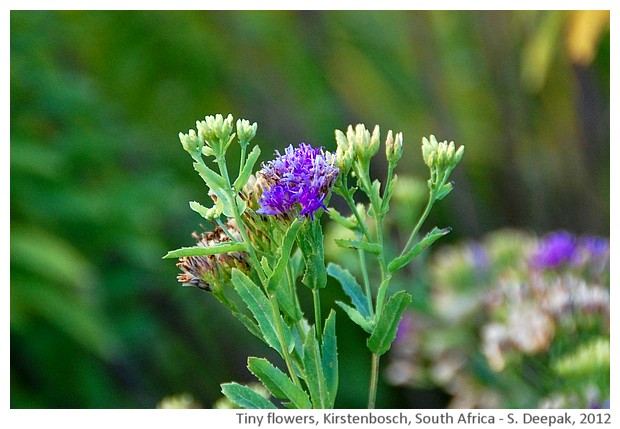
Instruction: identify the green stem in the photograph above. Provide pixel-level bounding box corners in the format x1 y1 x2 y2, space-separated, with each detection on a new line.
367 352 380 409
401 193 435 257
212 152 300 387
358 247 374 317
338 176 372 242
269 295 302 388
213 155 267 282
238 144 247 180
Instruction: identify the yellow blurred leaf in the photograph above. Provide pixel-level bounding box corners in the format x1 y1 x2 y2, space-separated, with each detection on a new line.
566 10 610 66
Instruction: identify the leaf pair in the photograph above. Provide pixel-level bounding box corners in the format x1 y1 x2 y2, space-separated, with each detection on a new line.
328 262 411 357
327 263 373 333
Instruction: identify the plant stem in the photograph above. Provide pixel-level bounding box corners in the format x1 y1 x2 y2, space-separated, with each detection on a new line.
358 247 374 317
367 352 380 409
214 152 300 388
401 193 435 257
338 176 372 242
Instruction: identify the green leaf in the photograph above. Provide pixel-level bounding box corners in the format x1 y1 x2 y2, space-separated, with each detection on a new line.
230 311 264 343
233 145 261 190
334 239 382 255
380 174 398 215
193 161 227 189
367 291 412 356
298 220 327 290
434 181 454 201
267 219 302 293
209 187 241 218
292 319 310 361
247 357 312 409
387 227 451 273
321 311 338 407
163 241 247 259
335 301 373 334
327 207 357 230
303 327 328 409
231 270 281 355
275 278 302 322
189 200 221 220
368 179 383 213
327 263 370 318
221 382 276 409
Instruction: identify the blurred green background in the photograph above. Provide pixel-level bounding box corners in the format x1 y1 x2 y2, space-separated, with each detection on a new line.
10 10 609 408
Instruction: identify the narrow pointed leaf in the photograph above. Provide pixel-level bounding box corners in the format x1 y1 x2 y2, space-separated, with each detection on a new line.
232 270 281 355
163 241 247 259
435 181 454 201
321 311 338 407
327 263 370 318
380 174 398 215
275 281 302 322
388 227 451 273
335 301 373 334
234 145 261 190
298 220 327 290
230 311 264 343
247 357 312 409
221 382 276 409
267 219 302 293
193 161 227 189
367 291 412 356
334 239 382 255
303 327 328 408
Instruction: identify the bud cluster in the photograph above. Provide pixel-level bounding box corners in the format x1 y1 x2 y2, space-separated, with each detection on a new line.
422 135 464 171
334 124 404 175
196 113 235 145
236 118 258 145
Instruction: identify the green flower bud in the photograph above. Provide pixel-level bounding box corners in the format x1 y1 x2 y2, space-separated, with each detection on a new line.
179 129 203 155
369 125 381 158
421 135 464 171
346 123 380 161
335 129 355 174
196 114 235 156
385 130 404 163
236 118 258 144
421 136 433 167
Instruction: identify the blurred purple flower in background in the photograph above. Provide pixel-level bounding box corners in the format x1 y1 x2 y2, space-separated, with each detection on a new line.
256 143 339 219
531 231 578 269
579 236 610 258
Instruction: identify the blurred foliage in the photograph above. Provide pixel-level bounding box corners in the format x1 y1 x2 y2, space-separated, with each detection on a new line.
10 10 609 408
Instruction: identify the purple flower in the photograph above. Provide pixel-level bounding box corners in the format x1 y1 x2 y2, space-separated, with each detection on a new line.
579 236 609 258
256 143 339 219
531 231 578 269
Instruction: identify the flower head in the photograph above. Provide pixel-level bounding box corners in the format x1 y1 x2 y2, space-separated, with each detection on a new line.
176 219 249 292
256 143 339 219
